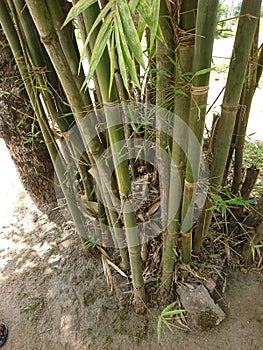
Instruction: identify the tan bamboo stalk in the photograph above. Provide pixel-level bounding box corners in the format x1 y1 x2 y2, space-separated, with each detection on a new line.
193 0 262 254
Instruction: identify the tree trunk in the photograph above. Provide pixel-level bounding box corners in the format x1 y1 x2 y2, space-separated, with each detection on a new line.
0 28 57 213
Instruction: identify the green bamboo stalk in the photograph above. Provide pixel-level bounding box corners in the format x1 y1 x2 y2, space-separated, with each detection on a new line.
0 2 88 239
77 0 118 102
179 0 218 264
193 0 262 254
11 0 98 213
105 104 145 305
155 0 174 235
232 22 260 193
180 0 198 33
71 0 103 105
24 0 87 119
73 0 146 304
46 0 92 108
22 1 128 261
10 0 75 129
161 0 197 293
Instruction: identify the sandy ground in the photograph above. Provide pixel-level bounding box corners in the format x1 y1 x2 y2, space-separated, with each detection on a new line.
0 140 263 349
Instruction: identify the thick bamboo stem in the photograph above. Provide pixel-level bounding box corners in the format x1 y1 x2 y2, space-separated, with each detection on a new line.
194 0 262 254
156 0 174 231
181 0 218 262
232 23 260 194
161 1 197 292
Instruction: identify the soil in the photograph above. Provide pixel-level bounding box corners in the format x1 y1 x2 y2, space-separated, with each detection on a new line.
1 141 263 350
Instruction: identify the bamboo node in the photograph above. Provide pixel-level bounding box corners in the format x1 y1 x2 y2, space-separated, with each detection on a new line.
221 104 240 112
103 101 119 107
191 85 209 96
61 130 70 139
184 179 197 188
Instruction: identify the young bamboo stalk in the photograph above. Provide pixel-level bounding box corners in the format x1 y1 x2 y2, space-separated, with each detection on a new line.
76 0 118 102
193 0 262 254
180 0 219 264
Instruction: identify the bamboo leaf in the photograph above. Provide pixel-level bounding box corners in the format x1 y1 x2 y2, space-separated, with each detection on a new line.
137 0 153 27
163 309 185 316
161 301 177 314
62 0 97 28
81 0 115 58
129 0 140 14
137 16 147 41
109 31 115 99
193 67 214 77
150 0 160 50
173 88 188 97
115 24 129 91
162 318 173 332
82 13 113 88
116 10 141 88
118 0 145 68
136 1 164 42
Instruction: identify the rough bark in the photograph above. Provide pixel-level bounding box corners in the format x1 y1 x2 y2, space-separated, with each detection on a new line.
0 29 57 213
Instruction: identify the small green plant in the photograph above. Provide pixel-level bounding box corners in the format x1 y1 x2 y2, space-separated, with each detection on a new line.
83 239 98 249
20 296 44 321
157 302 185 343
209 189 255 218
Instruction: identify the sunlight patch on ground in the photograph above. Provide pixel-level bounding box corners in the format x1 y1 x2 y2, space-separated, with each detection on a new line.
0 139 23 226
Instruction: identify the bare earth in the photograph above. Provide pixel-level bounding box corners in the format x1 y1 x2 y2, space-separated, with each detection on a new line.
0 145 263 350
